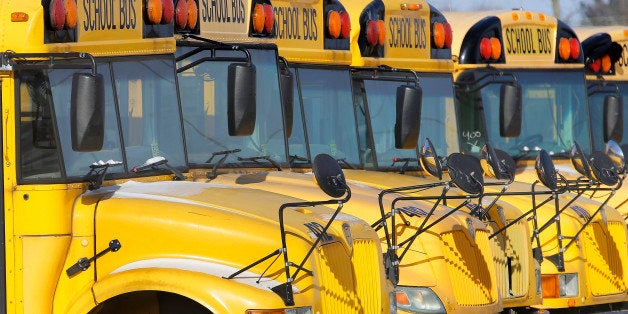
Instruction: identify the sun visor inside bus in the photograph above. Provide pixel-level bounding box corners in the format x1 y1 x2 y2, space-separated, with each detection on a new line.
228 63 257 136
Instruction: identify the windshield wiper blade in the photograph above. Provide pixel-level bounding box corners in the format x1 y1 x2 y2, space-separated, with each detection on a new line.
132 156 186 181
289 154 309 165
238 155 282 171
391 157 419 174
548 151 570 158
206 148 241 179
207 148 241 163
85 160 123 190
337 158 355 169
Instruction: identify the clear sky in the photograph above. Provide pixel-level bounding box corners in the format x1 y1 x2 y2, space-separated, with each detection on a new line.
428 0 591 26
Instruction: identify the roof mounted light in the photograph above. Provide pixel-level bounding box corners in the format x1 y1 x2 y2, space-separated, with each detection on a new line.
327 10 341 39
49 0 78 30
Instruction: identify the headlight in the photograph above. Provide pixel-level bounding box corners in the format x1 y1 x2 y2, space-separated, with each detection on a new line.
542 273 578 298
396 286 445 314
246 307 312 314
559 273 578 297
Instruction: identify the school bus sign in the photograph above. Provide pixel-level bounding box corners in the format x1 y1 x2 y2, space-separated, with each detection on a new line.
503 24 555 62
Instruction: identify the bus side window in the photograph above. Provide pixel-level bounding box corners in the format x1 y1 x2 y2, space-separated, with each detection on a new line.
18 71 62 180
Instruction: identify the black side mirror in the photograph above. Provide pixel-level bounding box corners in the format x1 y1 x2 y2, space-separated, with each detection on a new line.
279 64 294 138
312 154 347 198
395 85 422 149
419 138 443 180
499 84 522 137
228 63 256 136
535 149 557 190
71 73 105 152
604 95 623 143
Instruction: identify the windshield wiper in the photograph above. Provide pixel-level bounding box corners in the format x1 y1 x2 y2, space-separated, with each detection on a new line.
132 156 186 181
548 151 570 158
237 155 282 171
85 160 123 190
206 148 241 179
391 157 419 174
337 158 355 169
289 154 309 165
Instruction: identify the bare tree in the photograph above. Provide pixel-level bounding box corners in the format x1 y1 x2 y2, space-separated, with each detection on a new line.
551 0 561 19
580 0 628 25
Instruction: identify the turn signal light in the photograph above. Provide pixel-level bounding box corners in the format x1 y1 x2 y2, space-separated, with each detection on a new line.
175 0 198 30
146 0 163 24
490 37 501 59
444 22 452 48
590 58 602 72
569 38 580 59
49 0 78 30
433 22 445 48
340 11 351 39
251 3 274 35
162 0 175 24
601 54 612 72
480 37 501 60
542 275 559 298
558 37 580 61
328 10 341 38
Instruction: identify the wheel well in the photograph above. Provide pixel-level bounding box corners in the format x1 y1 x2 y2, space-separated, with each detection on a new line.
88 290 212 314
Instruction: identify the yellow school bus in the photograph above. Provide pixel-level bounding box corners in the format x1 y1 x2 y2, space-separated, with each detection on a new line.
343 2 544 312
0 1 391 313
447 10 628 310
175 0 501 313
575 26 628 217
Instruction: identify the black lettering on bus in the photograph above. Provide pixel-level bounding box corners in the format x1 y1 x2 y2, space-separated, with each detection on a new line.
620 43 628 67
201 0 208 22
311 9 318 41
419 18 426 48
83 0 90 31
231 0 245 23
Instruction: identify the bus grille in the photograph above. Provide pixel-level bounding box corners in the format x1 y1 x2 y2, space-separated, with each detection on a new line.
583 221 626 296
441 229 498 306
318 240 382 313
491 219 529 299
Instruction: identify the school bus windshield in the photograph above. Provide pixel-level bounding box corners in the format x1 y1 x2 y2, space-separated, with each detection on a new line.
458 69 591 159
18 56 185 182
288 67 359 166
588 82 628 152
177 47 286 166
355 74 457 169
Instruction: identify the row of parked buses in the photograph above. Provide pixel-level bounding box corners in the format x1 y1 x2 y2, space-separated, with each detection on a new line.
0 0 626 313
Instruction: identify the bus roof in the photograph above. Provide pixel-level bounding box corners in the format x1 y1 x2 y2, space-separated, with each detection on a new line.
0 1 175 57
446 10 583 69
575 26 628 80
349 0 453 72
175 0 275 45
